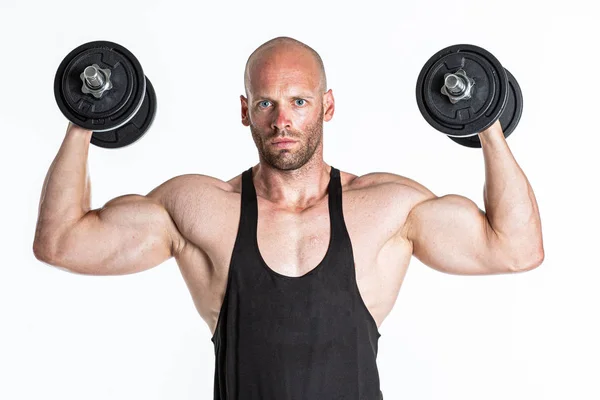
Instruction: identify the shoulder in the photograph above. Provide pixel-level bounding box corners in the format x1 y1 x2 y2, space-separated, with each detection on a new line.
147 172 247 223
346 170 439 238
144 173 239 254
147 173 237 205
347 170 435 198
154 173 235 193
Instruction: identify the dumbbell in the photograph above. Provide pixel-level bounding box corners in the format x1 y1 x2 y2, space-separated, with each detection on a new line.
415 44 523 148
54 41 157 149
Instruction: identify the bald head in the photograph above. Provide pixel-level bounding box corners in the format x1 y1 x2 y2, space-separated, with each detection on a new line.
244 37 327 98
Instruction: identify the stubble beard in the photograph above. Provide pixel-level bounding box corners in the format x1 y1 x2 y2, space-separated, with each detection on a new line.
250 110 324 171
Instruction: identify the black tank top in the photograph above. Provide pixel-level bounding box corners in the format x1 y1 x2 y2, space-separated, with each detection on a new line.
211 166 383 400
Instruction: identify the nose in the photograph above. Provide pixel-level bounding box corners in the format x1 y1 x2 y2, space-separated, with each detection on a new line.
271 105 292 132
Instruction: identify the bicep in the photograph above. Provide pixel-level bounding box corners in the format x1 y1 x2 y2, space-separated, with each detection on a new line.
53 194 180 276
406 194 510 275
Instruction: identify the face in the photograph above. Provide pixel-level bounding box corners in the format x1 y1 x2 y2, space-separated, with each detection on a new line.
241 50 334 171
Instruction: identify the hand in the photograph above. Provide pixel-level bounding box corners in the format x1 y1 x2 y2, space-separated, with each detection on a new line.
478 120 504 141
479 119 503 136
66 122 93 136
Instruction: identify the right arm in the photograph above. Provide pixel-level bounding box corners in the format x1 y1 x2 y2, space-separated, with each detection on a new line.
33 124 184 275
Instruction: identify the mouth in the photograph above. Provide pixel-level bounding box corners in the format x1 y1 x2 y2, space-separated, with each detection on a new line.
272 140 297 148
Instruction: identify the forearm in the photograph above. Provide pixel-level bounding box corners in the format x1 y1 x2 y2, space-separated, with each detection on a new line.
479 122 544 268
34 125 93 255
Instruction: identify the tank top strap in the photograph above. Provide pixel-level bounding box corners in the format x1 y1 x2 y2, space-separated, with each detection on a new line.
241 166 257 205
327 166 353 251
327 166 343 223
236 167 258 243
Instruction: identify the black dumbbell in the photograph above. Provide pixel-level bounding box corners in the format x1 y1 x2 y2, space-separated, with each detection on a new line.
54 41 157 149
415 44 523 148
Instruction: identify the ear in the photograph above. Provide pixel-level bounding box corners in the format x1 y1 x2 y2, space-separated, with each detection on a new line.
323 89 335 122
241 95 250 127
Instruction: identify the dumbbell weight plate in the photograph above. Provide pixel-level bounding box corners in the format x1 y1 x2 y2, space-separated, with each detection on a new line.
448 68 523 148
416 44 509 139
91 77 157 149
54 41 146 133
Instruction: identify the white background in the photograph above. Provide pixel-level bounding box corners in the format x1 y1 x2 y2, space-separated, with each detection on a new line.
1 1 598 399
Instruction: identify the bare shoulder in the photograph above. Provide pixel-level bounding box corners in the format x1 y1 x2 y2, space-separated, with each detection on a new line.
347 170 435 198
146 173 236 214
144 173 238 255
341 170 437 239
148 173 234 196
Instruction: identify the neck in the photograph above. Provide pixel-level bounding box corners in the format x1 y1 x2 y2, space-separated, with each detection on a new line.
252 158 331 211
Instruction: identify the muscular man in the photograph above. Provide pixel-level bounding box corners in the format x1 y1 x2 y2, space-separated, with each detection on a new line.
33 37 544 399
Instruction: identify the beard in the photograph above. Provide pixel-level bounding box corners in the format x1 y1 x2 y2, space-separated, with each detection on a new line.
250 109 324 171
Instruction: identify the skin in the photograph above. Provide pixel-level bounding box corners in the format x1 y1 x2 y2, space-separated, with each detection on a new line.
33 37 544 336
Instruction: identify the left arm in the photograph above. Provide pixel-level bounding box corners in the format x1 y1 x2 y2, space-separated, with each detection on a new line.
403 121 544 275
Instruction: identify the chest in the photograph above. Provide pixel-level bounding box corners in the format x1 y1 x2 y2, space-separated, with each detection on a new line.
254 194 399 277
175 183 413 332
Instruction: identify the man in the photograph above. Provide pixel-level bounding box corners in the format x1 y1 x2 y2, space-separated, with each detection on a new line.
33 36 544 399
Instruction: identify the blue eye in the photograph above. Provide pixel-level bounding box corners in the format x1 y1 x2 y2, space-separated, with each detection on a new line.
295 99 306 106
258 100 271 108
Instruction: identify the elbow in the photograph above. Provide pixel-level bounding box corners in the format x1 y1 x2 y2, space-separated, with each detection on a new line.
33 242 63 267
33 226 71 267
33 223 60 263
33 244 47 262
33 235 67 269
33 237 57 264
509 245 545 273
33 241 82 274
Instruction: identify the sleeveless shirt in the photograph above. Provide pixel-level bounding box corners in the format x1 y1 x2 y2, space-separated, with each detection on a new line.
211 166 383 399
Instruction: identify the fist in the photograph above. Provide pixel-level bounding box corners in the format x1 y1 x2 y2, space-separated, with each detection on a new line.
66 122 93 136
478 120 504 139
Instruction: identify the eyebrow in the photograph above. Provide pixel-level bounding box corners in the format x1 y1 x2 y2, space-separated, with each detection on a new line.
254 94 316 101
